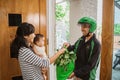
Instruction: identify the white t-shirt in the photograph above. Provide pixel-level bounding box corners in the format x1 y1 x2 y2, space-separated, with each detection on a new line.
34 45 47 58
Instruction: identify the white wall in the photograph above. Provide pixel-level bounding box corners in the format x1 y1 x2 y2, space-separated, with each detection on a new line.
69 0 97 44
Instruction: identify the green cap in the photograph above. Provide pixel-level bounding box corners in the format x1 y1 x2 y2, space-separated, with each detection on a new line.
78 17 97 33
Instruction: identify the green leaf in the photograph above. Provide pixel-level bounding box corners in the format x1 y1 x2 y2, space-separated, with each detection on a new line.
64 54 69 58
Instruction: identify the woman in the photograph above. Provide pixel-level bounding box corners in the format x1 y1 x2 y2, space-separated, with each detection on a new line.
11 22 65 80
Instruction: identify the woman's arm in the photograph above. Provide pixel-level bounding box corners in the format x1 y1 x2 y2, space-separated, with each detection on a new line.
32 46 66 64
49 48 65 64
19 47 50 68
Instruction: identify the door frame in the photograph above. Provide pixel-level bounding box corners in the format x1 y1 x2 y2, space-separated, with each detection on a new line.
100 0 114 80
46 0 57 80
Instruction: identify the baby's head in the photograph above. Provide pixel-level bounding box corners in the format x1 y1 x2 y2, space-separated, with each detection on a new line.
33 34 45 47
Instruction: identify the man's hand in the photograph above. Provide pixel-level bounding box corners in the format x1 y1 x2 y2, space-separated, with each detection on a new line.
68 72 75 79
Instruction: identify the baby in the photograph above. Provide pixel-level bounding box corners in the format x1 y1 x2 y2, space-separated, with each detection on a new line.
33 34 47 80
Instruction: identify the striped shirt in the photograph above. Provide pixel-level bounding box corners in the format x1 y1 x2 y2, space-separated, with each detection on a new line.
18 47 50 80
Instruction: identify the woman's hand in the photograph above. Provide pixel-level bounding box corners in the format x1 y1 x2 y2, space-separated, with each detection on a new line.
57 48 66 55
49 48 66 64
63 42 70 48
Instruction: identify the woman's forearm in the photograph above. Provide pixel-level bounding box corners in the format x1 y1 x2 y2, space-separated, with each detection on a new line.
49 48 65 64
33 45 65 64
49 52 61 64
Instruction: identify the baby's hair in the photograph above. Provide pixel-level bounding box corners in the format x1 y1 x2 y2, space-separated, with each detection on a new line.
34 34 44 44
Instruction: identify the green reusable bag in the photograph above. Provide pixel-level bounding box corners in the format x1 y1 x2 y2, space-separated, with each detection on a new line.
56 61 74 80
54 47 76 80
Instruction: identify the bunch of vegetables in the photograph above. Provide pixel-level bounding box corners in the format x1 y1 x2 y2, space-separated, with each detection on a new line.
54 47 76 71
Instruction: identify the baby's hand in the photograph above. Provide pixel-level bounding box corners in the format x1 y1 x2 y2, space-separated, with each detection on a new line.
41 68 47 74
